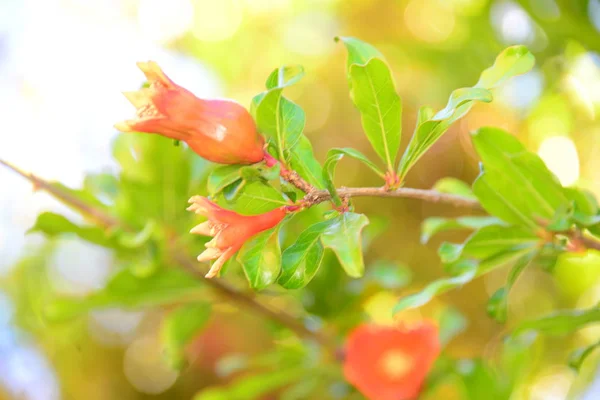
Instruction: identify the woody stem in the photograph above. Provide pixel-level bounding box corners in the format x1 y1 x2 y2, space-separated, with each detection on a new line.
0 159 337 353
263 151 316 194
303 186 482 210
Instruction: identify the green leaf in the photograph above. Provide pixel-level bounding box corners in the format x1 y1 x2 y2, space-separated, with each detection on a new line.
486 251 536 323
394 267 477 313
194 368 304 400
207 165 244 195
44 269 203 322
432 88 493 121
252 66 305 159
237 227 282 290
396 247 535 313
320 212 369 277
279 220 330 289
569 340 600 371
29 212 121 249
472 127 569 228
432 177 476 200
219 181 288 215
335 36 385 67
327 148 385 178
564 188 600 227
112 134 196 227
341 57 402 170
398 46 534 179
513 307 600 337
265 65 305 90
460 225 540 260
438 307 468 346
286 135 326 188
421 216 503 244
366 261 412 289
322 152 344 206
475 45 536 89
162 303 211 369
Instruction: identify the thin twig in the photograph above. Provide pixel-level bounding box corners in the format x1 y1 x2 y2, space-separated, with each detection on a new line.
304 187 483 209
0 159 121 228
0 158 335 351
263 152 315 194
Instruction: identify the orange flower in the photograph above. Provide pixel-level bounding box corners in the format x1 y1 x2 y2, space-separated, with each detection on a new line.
187 196 286 278
115 61 264 165
343 322 440 400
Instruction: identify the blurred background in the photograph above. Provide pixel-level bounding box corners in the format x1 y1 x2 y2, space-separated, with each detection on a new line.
1 0 600 399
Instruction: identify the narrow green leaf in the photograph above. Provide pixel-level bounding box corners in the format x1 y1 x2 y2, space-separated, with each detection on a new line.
398 46 535 179
394 267 477 313
513 307 600 337
322 152 344 206
194 368 304 400
279 220 330 289
29 212 121 249
461 225 540 260
396 247 535 313
320 212 369 277
327 148 385 178
367 261 412 289
162 303 211 369
569 340 600 371
421 216 503 244
487 251 536 323
438 307 468 346
237 227 282 290
432 177 476 200
286 135 326 188
44 269 203 322
472 127 569 227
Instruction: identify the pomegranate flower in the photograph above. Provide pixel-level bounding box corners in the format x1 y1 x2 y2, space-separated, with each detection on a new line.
344 322 440 400
115 61 264 165
187 196 286 278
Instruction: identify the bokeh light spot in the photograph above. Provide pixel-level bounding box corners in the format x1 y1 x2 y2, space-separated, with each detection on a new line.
404 0 455 43
124 336 179 394
191 0 244 42
538 136 580 186
491 1 535 44
137 0 193 43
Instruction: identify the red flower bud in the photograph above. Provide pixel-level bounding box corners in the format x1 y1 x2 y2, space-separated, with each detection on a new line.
115 61 264 165
343 322 440 400
187 196 286 278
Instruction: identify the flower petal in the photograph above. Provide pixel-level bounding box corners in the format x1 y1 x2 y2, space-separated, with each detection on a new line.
197 247 222 262
190 221 213 236
205 247 236 278
136 61 175 88
123 91 149 108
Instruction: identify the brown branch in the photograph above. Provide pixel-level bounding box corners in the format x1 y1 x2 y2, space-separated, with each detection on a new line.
263 151 315 194
0 159 121 229
303 187 483 210
0 158 335 352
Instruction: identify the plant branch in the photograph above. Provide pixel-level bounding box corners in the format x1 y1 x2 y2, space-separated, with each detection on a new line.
263 151 315 194
0 159 121 229
564 228 600 252
0 158 335 351
303 186 483 210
